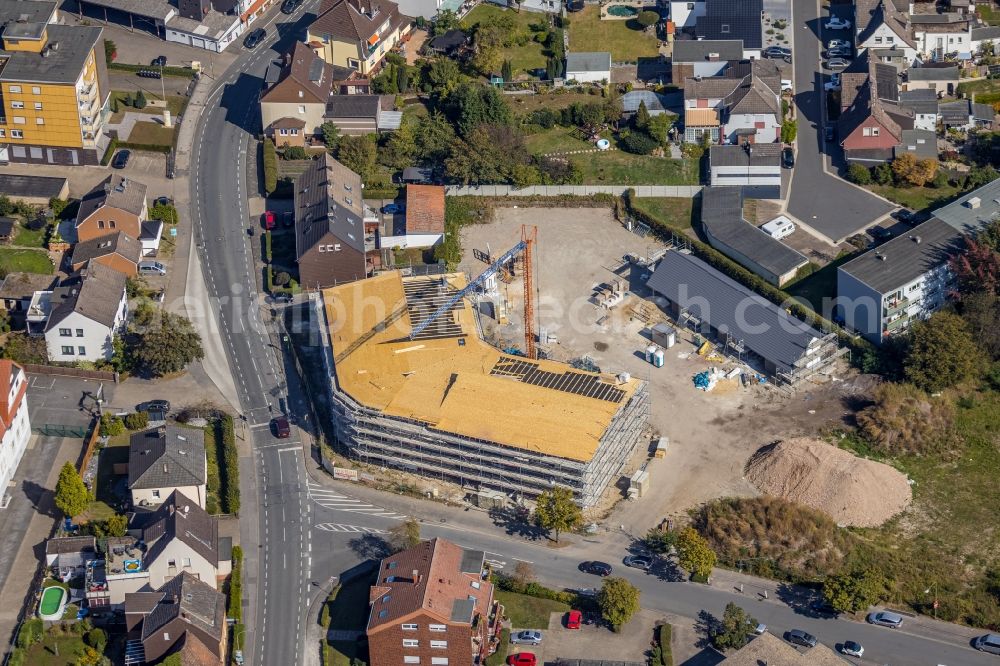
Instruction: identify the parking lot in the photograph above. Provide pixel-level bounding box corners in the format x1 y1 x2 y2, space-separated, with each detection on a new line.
26 374 114 430
508 609 658 664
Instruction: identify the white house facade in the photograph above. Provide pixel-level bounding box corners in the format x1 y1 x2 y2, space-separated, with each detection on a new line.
43 264 128 363
0 361 30 500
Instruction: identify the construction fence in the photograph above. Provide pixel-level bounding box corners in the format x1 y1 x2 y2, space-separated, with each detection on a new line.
444 185 703 197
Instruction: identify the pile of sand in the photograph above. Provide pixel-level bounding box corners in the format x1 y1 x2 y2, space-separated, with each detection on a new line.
745 438 911 528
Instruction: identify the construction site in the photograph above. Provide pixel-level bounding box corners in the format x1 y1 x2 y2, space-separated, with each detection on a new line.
314 235 650 508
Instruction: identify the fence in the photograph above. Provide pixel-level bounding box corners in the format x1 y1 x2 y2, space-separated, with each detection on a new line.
33 424 88 438
22 364 118 382
444 185 703 197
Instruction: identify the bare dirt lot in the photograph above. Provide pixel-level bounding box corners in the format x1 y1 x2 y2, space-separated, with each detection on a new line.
459 207 861 532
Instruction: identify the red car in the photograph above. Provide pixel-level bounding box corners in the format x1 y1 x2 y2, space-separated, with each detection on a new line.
507 654 537 666
271 416 291 438
264 210 275 230
566 610 582 629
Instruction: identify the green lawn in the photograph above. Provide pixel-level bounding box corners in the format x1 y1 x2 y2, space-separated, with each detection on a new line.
109 91 188 122
496 590 569 629
567 5 659 63
23 632 87 665
462 5 550 75
977 3 1000 25
0 247 53 274
629 197 695 230
509 92 604 114
83 433 130 522
10 221 49 248
485 628 510 666
571 152 698 185
785 252 854 313
871 183 963 212
956 78 1000 105
524 126 593 154
126 120 175 146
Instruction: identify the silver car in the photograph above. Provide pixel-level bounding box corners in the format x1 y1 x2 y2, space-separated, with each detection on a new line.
867 611 904 628
510 630 542 645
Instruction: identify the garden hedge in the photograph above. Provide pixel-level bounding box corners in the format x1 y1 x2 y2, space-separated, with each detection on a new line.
220 414 240 514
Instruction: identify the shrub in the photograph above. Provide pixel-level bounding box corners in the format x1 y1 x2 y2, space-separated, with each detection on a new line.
85 627 108 652
282 145 308 160
7 648 25 666
219 414 240 514
16 618 43 649
856 382 956 456
228 545 243 622
619 131 657 155
637 10 659 27
275 271 290 286
905 311 986 392
124 411 149 431
846 163 872 185
99 412 125 437
263 139 278 194
100 138 120 166
134 90 147 109
264 231 273 263
657 624 673 666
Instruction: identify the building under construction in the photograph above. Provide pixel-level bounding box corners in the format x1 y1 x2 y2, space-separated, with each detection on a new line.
315 271 649 507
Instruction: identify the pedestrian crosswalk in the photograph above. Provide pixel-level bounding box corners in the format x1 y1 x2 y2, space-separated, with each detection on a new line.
307 482 404 519
314 523 387 534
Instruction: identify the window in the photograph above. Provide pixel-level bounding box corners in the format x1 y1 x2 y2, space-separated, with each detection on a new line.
182 558 191 567
431 659 448 666
35 118 44 125
168 559 176 567
333 243 341 251
387 562 398 569
720 23 730 33
872 128 880 136
298 105 306 114
290 128 299 135
59 328 71 337
0 130 5 137
31 86 40 95
76 329 84 337
378 609 388 618
404 658 420 665
430 640 447 649
429 624 446 632
13 116 24 124
77 346 86 355
61 346 74 355
279 128 288 136
152 490 161 499
402 624 418 631
10 101 23 109
10 129 21 138
382 595 391 603
886 36 894 43
863 127 872 137
163 633 170 641
687 2 694 8
98 220 105 229
471 581 481 589
348 58 360 68
34 102 42 110
403 639 419 647
874 36 882 43
8 85 20 93
110 221 116 228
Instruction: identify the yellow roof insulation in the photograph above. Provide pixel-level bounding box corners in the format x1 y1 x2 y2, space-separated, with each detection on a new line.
322 272 641 462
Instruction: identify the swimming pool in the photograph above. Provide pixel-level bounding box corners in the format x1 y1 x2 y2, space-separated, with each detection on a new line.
38 585 67 620
606 4 639 16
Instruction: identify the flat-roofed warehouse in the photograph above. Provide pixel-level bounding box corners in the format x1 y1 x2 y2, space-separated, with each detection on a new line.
316 271 649 507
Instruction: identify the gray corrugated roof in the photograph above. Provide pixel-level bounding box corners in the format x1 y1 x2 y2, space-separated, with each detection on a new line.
709 144 781 167
931 176 1000 234
899 89 938 115
838 217 961 294
566 51 611 73
700 186 808 279
907 66 959 81
0 24 103 84
128 425 207 491
647 251 824 372
0 173 66 199
671 39 744 63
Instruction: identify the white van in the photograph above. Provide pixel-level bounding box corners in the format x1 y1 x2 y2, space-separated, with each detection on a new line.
760 216 796 240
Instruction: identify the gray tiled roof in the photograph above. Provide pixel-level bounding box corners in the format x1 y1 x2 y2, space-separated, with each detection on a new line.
899 89 939 115
972 26 1000 41
76 175 148 225
133 490 221 566
671 39 744 63
566 51 612 73
907 66 959 81
294 154 365 258
140 571 225 643
324 94 381 118
128 426 207 491
838 217 961 294
45 262 126 330
71 231 141 267
0 24 103 84
709 144 781 167
647 250 824 373
895 129 938 160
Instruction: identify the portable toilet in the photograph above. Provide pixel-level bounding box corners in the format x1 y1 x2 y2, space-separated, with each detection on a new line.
651 323 676 349
645 344 657 363
653 348 665 367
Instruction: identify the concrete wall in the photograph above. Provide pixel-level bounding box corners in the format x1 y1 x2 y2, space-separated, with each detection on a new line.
443 185 703 197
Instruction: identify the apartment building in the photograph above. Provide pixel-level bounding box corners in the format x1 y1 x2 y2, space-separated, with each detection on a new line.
306 0 412 75
0 360 29 502
0 4 109 165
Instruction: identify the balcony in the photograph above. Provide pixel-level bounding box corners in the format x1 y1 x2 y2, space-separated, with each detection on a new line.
883 296 909 315
885 313 910 332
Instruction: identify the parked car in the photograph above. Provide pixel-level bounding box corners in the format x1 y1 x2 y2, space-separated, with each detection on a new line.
824 77 842 92
137 400 170 413
781 79 793 92
510 630 542 645
825 17 852 30
271 416 291 438
782 147 795 169
138 260 167 276
868 226 893 241
566 610 582 629
623 555 652 570
786 629 818 648
826 47 853 58
867 611 904 628
382 203 404 214
264 210 276 230
751 622 767 635
273 293 294 304
974 633 1000 654
111 149 130 169
841 641 864 657
824 125 836 142
280 0 302 13
892 208 918 225
573 587 597 598
579 561 613 576
826 58 850 69
828 38 851 49
151 55 167 67
244 27 266 49
763 46 792 59
154 196 173 207
507 654 536 666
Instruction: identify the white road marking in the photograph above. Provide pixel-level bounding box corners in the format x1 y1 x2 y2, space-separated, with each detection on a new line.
314 523 387 534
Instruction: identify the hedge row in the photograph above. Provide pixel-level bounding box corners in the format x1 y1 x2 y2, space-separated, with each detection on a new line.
621 189 875 364
101 138 119 166
109 62 197 78
228 545 243 622
264 231 273 263
361 187 400 200
263 139 278 195
653 624 673 666
118 141 172 154
494 572 580 606
219 414 240 514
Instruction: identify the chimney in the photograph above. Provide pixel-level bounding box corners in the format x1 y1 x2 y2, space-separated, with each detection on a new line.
412 569 419 583
169 504 175 515
913 235 921 244
707 52 720 62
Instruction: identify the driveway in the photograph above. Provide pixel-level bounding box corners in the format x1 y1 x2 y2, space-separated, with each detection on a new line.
786 0 894 243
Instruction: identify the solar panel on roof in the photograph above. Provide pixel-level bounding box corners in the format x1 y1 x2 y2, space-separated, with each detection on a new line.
490 357 625 403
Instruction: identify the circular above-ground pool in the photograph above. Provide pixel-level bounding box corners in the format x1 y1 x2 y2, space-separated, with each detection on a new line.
606 4 639 16
38 585 67 621
596 139 611 150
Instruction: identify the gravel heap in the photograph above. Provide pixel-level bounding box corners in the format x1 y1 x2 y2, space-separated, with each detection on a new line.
745 438 912 528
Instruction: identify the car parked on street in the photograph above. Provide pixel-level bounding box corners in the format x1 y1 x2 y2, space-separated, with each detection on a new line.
825 17 852 30
826 58 850 69
825 73 842 91
566 610 582 629
786 629 818 648
510 630 542 645
271 416 291 438
781 79 793 92
264 210 276 230
623 555 652 570
137 400 170 414
975 633 1000 654
868 226 893 242
867 611 904 628
892 208 919 226
244 27 266 49
507 654 536 666
151 55 167 67
841 641 864 657
763 46 792 59
579 561 613 576
782 147 795 169
828 39 850 49
138 260 167 276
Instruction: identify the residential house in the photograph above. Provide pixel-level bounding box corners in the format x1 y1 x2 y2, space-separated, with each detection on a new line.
670 39 744 81
698 185 808 286
43 263 128 363
854 0 918 64
426 29 468 57
647 250 844 384
46 536 97 581
70 231 142 277
899 88 939 130
124 572 227 666
294 154 371 289
837 177 1000 343
910 11 972 60
306 0 412 76
903 64 959 94
669 0 706 29
366 537 501 666
970 25 1000 55
683 60 782 144
838 52 913 163
0 271 57 314
0 173 68 206
261 42 337 146
565 52 612 84
75 175 149 243
693 0 763 59
165 0 247 54
895 128 938 161
938 99 994 130
0 2 110 166
128 426 208 510
719 631 850 665
708 144 783 196
324 94 400 134
380 184 444 249
0 360 29 501
87 490 231 609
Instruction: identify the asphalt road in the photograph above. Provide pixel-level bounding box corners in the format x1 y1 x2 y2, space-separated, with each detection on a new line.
786 0 894 243
186 4 321 664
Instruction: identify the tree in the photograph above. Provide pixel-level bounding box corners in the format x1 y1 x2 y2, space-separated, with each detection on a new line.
415 112 456 164
388 517 421 552
892 155 939 187
545 57 558 81
99 413 125 437
950 236 1000 298
643 527 675 554
857 382 955 456
823 567 888 613
274 271 291 286
634 100 651 130
424 58 462 95
55 462 89 519
512 561 535 588
444 83 513 137
780 119 797 144
283 145 307 160
904 311 986 392
501 59 513 83
445 124 532 185
959 290 1000 360
846 163 872 185
620 131 657 155
966 164 999 189
647 113 672 146
711 602 757 651
597 577 640 631
533 485 581 542
674 527 716 579
432 8 460 35
150 201 178 225
381 117 418 170
130 310 205 377
637 10 660 28
337 134 378 181
105 513 128 538
321 122 341 153
396 64 410 93
134 89 147 110
84 628 108 653
873 162 894 185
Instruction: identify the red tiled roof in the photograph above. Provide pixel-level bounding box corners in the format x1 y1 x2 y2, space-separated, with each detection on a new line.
0 360 26 441
404 185 445 234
